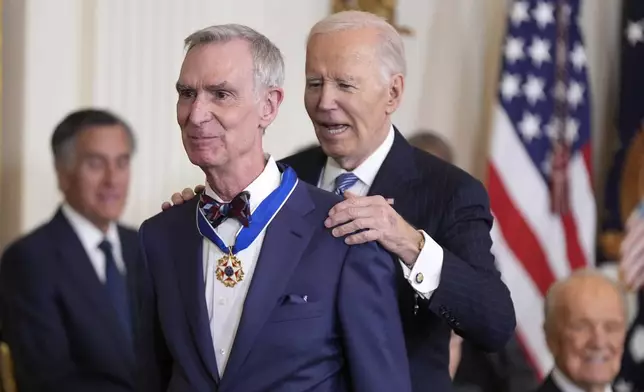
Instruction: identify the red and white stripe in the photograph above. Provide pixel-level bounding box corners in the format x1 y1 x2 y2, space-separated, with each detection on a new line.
487 106 596 377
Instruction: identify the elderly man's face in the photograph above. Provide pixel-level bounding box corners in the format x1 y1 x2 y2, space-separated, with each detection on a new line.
304 28 403 169
547 276 626 389
176 40 270 170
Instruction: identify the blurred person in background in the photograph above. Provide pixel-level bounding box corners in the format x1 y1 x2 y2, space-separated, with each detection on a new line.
535 269 627 392
0 109 139 392
613 174 644 390
163 10 516 391
408 129 539 392
406 131 454 163
620 199 644 291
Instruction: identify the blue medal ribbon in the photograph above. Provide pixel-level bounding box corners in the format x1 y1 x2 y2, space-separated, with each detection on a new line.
197 165 298 254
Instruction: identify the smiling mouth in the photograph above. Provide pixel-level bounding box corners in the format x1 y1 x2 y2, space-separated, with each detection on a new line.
583 353 612 364
188 135 220 143
318 123 349 135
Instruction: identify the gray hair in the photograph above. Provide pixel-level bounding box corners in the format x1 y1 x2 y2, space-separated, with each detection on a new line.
52 108 136 168
308 11 406 80
184 24 285 92
543 268 627 333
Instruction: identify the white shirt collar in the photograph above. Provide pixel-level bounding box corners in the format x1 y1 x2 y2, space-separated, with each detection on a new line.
552 367 612 392
61 203 120 253
320 125 395 191
204 155 281 213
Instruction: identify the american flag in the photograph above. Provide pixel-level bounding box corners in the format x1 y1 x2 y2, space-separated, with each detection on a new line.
486 0 595 377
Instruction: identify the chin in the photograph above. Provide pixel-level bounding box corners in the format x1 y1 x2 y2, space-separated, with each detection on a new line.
576 367 618 385
188 152 224 168
98 206 124 222
321 140 357 160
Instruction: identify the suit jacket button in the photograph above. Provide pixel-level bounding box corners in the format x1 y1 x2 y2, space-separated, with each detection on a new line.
415 273 424 284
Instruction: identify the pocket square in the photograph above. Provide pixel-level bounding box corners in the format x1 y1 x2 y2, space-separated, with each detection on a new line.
282 294 309 304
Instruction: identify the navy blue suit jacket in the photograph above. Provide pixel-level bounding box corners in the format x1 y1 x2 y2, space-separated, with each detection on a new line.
136 181 411 392
280 129 517 391
533 375 561 392
0 210 139 392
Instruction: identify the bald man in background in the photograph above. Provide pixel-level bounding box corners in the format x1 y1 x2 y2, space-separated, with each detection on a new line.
536 270 627 392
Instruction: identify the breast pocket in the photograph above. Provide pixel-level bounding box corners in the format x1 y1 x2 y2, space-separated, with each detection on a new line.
268 302 325 323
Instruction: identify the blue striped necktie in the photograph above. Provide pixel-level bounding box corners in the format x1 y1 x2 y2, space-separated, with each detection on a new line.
334 172 359 195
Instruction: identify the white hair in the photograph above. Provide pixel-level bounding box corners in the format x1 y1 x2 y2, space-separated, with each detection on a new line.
307 10 406 80
543 268 628 333
184 24 285 91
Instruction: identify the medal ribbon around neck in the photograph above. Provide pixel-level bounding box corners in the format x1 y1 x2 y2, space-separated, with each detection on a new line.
196 165 298 254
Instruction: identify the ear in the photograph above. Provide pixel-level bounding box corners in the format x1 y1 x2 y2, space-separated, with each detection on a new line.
544 321 558 358
385 74 404 115
55 164 71 193
259 87 284 129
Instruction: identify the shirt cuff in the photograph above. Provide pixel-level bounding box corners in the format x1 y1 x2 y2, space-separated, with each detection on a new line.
399 230 444 300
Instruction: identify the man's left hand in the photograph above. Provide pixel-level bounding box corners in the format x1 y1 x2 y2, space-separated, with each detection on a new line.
325 192 423 265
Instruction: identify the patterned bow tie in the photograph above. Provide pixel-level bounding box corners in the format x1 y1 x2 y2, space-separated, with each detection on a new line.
199 191 251 228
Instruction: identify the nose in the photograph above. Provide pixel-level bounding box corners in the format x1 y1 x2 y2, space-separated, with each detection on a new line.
317 84 338 111
588 325 608 348
104 164 117 187
189 97 213 126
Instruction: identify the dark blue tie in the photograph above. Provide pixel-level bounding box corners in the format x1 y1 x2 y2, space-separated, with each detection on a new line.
98 239 132 343
334 172 359 195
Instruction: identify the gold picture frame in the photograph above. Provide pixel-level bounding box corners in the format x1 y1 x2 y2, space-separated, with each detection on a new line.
331 0 413 36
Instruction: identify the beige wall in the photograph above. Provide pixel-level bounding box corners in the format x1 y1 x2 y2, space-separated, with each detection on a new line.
0 0 623 249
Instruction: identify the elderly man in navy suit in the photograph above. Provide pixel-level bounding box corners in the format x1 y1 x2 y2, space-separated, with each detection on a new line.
136 23 411 392
166 11 516 391
0 109 139 392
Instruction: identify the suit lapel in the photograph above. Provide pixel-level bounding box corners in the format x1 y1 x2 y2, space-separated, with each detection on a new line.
172 199 220 383
368 128 420 200
289 147 326 186
221 183 315 385
51 211 133 361
539 374 562 392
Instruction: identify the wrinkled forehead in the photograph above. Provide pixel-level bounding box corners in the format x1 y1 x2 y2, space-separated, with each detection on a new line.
305 29 381 74
179 40 254 86
559 279 626 322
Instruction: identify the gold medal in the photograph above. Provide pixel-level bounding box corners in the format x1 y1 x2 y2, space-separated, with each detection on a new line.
215 247 244 288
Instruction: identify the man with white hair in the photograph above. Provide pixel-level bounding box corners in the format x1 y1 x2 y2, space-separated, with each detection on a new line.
137 23 411 392
165 11 516 391
535 269 627 392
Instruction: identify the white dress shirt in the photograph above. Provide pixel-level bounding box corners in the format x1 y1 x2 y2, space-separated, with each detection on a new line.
551 367 612 392
318 125 444 300
202 156 288 377
61 203 125 283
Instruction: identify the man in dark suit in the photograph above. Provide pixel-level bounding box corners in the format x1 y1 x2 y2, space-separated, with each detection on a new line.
166 11 516 392
409 130 539 392
534 270 626 392
0 109 139 391
136 23 411 392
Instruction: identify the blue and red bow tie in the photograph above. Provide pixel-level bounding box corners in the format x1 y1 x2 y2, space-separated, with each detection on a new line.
199 191 251 228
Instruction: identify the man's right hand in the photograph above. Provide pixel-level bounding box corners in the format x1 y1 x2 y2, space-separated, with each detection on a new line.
161 185 204 210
